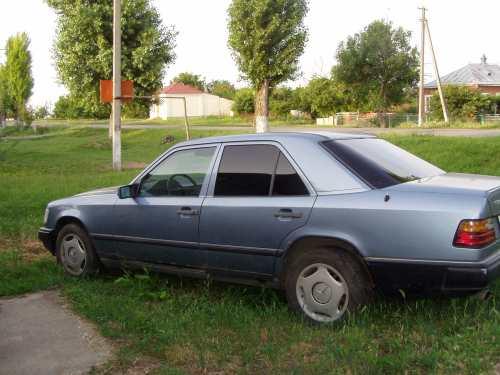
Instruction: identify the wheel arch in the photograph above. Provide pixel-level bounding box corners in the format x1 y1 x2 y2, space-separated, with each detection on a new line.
278 235 374 288
49 216 90 251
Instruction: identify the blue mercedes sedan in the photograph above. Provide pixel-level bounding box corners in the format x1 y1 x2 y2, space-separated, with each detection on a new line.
39 132 500 323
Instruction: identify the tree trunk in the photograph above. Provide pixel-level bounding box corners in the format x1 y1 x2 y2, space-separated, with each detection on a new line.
255 80 270 133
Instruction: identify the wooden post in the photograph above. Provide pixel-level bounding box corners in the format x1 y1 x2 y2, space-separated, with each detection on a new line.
418 7 426 127
425 19 449 123
182 97 190 140
112 0 122 171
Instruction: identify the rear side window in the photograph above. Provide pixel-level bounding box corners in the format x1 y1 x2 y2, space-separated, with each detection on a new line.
322 138 444 188
272 153 309 196
215 145 279 196
214 144 309 196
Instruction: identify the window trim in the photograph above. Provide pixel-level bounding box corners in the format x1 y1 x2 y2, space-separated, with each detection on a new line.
207 141 315 198
133 144 221 198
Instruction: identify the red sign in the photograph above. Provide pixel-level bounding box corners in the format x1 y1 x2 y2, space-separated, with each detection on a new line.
99 80 134 103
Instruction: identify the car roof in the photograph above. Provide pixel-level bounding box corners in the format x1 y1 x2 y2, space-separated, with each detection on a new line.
174 131 376 147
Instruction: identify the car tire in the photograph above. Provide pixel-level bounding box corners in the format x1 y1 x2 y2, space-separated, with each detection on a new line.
285 248 373 324
56 223 100 277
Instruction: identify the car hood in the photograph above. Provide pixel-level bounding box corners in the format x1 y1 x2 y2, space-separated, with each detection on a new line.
385 173 500 197
73 186 119 197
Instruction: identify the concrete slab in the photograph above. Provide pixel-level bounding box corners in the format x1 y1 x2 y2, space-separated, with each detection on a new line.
0 291 112 375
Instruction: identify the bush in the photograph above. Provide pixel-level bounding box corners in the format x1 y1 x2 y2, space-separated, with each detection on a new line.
232 88 255 114
429 86 491 121
269 87 296 118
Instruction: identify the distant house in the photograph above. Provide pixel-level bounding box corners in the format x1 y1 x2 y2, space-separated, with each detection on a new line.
150 83 234 119
423 55 500 111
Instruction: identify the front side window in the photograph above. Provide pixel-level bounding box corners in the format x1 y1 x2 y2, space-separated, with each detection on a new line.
139 147 216 197
214 144 308 196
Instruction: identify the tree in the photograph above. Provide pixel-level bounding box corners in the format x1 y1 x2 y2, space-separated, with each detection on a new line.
47 0 176 119
0 65 9 127
228 0 308 132
4 33 34 124
232 88 255 114
333 20 419 126
33 104 50 120
53 94 92 119
207 80 236 100
269 87 295 117
429 86 491 121
171 72 206 91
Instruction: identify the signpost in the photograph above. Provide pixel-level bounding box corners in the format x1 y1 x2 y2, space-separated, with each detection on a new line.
112 0 122 171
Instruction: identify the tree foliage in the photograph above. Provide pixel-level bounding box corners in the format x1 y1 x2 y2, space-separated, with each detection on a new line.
429 86 492 120
300 77 352 118
47 0 176 118
3 33 34 122
269 87 295 117
171 72 206 91
228 0 308 131
53 94 93 119
207 80 236 100
232 88 255 114
333 20 418 117
0 65 9 124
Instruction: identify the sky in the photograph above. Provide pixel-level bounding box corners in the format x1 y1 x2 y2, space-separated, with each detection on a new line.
1 0 499 107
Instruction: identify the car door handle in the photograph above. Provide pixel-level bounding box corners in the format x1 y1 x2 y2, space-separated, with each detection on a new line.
274 209 303 219
176 207 199 216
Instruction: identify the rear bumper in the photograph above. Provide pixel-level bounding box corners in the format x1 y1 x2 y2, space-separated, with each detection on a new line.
367 252 500 295
38 227 55 255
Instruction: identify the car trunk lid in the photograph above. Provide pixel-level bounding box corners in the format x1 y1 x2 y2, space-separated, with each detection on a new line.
386 173 500 215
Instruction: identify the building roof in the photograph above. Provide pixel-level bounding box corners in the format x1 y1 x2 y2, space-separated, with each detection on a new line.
425 55 500 88
160 82 204 95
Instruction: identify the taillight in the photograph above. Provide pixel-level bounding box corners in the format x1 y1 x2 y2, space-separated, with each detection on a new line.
453 218 497 248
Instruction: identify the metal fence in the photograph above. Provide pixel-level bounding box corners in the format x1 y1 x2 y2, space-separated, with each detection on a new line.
317 112 418 128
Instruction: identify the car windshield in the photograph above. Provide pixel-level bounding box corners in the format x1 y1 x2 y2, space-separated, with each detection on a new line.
322 138 444 188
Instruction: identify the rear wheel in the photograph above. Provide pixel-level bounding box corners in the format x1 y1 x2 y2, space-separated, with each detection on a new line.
285 248 372 324
56 223 100 277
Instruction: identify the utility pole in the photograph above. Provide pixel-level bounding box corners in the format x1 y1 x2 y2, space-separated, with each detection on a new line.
112 0 122 171
425 19 449 123
418 7 426 127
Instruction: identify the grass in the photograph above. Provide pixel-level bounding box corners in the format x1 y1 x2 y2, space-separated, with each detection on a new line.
0 128 499 373
32 115 314 128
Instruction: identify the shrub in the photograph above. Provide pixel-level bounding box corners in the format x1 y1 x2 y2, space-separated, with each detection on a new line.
233 88 255 114
269 87 296 118
429 86 491 121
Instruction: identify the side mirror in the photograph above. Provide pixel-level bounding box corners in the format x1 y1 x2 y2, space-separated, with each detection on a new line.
118 184 139 199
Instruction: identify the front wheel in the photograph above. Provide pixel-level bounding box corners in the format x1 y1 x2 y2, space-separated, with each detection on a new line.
285 248 373 324
56 223 100 277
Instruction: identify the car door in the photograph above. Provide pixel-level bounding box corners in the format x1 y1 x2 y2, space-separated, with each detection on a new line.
199 142 316 276
112 145 219 267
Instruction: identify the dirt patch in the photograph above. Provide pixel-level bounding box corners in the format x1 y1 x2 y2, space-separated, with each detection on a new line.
98 161 147 172
0 238 49 260
123 161 148 170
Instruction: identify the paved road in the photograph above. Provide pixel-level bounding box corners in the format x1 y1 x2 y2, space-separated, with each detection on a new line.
53 123 500 137
4 124 500 140
0 291 111 375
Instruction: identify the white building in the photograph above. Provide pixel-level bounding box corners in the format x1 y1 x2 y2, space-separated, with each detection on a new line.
150 83 234 119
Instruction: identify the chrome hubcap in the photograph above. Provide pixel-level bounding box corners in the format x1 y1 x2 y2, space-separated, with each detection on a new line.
61 234 86 275
296 263 349 322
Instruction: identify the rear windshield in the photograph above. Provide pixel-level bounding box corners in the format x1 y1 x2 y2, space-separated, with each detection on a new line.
322 138 444 188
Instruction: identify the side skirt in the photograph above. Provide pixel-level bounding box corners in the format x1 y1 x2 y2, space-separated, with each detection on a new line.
100 258 280 289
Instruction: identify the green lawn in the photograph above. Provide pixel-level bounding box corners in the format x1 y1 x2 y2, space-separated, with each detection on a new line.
31 115 315 128
0 129 499 374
